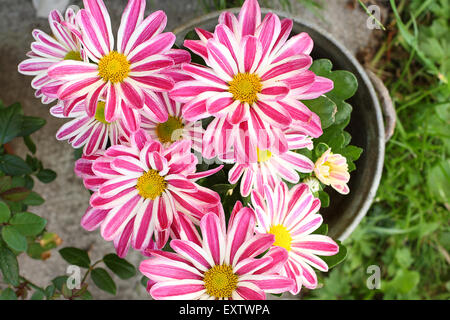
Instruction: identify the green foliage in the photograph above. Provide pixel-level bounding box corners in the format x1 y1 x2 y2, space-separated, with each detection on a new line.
2 226 28 252
9 212 46 236
0 242 20 286
303 58 363 184
322 240 347 269
103 253 137 280
0 100 139 300
91 268 117 295
0 102 45 145
59 247 91 268
0 288 17 300
0 102 55 214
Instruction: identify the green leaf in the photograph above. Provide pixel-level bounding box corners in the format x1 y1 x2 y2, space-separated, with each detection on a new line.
27 243 49 260
10 176 26 188
2 226 28 252
0 243 20 286
0 155 32 176
1 187 30 202
59 247 91 268
23 136 36 154
140 275 149 288
384 269 420 294
44 285 55 299
314 142 330 159
0 201 11 223
23 175 34 190
318 190 330 208
427 159 450 205
315 125 346 152
0 103 23 145
341 145 364 161
36 169 57 184
30 290 45 300
303 96 337 129
327 70 358 101
73 148 83 161
77 289 92 300
4 201 25 214
51 276 68 292
0 288 17 300
9 212 46 236
313 223 329 235
334 101 353 126
310 59 333 76
61 283 73 299
91 268 117 295
22 192 45 206
0 176 12 193
395 248 413 268
25 155 41 172
322 240 347 269
210 184 234 194
103 253 136 280
19 116 46 137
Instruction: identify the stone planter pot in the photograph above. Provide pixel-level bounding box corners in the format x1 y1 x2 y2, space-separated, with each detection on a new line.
173 8 393 241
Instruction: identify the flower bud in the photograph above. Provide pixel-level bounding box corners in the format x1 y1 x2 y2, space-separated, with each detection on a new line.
314 149 350 194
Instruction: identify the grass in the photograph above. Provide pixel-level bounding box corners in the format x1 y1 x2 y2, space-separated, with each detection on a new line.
310 0 450 300
201 0 450 299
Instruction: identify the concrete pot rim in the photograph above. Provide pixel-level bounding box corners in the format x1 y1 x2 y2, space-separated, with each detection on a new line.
172 8 386 241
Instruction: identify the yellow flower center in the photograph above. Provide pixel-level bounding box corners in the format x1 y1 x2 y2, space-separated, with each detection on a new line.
228 73 262 105
203 264 238 299
98 51 130 83
136 170 167 200
268 224 292 251
94 101 109 124
63 50 82 61
155 116 184 144
256 148 272 163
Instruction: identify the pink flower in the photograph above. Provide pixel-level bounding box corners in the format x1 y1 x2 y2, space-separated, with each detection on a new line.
138 92 204 153
314 148 350 194
171 0 332 161
251 182 339 294
228 133 314 197
75 151 106 191
47 0 189 132
18 8 86 104
80 130 223 256
50 100 128 155
139 206 295 300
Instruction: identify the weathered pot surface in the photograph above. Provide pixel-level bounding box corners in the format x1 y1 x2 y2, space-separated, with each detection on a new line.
173 8 386 241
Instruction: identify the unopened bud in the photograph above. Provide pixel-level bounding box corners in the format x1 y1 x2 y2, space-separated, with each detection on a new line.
41 251 51 260
39 232 63 247
303 177 320 193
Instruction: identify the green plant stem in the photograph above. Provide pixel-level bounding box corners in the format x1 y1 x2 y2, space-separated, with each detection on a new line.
81 259 103 285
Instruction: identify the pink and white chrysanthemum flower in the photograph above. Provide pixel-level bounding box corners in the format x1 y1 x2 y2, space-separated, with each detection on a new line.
47 0 188 132
140 205 295 300
137 92 204 153
18 8 86 104
172 0 333 160
251 182 339 294
228 133 314 197
314 148 350 194
75 151 106 192
50 100 128 155
80 130 223 256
